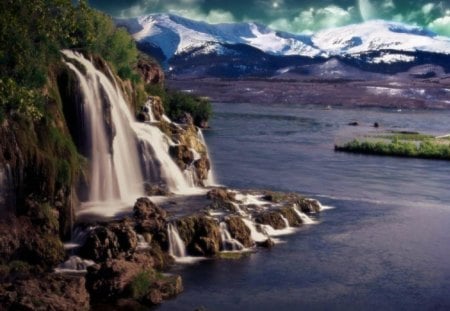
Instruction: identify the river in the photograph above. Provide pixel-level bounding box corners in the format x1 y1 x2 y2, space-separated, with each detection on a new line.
158 102 450 310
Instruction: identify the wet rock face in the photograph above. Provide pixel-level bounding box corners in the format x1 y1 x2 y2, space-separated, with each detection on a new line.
169 145 194 170
0 274 90 311
79 227 121 262
78 220 138 262
133 197 167 235
225 216 253 248
297 198 321 213
194 155 210 182
175 216 221 256
150 96 165 121
279 206 303 227
254 211 287 230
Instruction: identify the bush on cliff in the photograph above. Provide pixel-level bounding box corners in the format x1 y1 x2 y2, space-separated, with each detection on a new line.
146 85 212 127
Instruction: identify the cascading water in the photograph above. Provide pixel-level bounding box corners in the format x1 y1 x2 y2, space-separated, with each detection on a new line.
62 50 144 202
198 129 218 186
167 223 187 258
133 122 195 193
62 50 200 205
280 215 290 228
219 222 244 251
242 218 268 243
292 205 316 225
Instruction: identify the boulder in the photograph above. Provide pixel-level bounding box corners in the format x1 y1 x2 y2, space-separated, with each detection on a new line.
169 145 194 170
108 221 138 254
207 188 236 202
225 216 253 247
256 238 275 248
254 211 287 230
297 198 321 214
207 188 240 212
133 197 167 235
176 112 194 126
194 155 210 182
86 253 182 306
86 253 154 301
78 226 121 262
175 216 221 256
0 274 89 311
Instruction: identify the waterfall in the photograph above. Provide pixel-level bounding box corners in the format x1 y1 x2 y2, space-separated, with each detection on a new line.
62 50 199 203
62 50 144 202
280 215 290 228
167 223 187 258
241 218 268 242
198 129 218 186
133 121 195 193
219 222 244 251
292 205 316 225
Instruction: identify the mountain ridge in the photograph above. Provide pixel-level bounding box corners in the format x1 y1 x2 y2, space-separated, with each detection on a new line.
116 13 450 77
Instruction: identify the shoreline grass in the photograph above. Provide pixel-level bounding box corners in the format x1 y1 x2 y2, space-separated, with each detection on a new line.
335 132 450 160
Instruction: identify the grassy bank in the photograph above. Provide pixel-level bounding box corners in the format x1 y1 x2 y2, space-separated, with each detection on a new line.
335 131 450 160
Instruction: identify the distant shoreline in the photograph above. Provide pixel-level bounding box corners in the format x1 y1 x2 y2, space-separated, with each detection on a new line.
167 76 450 109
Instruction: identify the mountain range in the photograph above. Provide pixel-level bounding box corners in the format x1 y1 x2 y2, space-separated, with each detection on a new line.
116 13 450 78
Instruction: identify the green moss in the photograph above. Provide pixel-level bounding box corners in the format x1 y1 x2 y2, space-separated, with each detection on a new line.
129 270 155 299
217 251 251 260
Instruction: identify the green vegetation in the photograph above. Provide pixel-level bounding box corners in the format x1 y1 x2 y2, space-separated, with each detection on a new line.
0 0 140 121
146 84 212 127
335 132 450 160
128 270 156 299
377 131 434 141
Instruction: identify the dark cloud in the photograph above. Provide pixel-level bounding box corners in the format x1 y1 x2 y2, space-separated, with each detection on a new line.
88 0 450 36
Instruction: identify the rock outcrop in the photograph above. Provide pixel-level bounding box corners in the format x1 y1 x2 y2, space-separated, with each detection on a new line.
0 274 90 311
254 210 287 230
133 197 167 236
175 215 221 256
225 216 253 248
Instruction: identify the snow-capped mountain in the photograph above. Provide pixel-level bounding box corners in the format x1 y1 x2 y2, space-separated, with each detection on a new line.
118 14 322 60
116 14 450 77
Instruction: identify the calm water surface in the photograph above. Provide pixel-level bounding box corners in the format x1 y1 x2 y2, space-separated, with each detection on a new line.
158 103 450 311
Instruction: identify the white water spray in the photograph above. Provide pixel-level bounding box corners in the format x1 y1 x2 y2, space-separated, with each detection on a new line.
62 50 201 206
62 50 144 202
198 129 218 186
292 205 317 225
167 223 187 258
242 218 268 243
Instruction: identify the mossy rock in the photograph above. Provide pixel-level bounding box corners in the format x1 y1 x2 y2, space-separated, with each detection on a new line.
225 216 252 247
279 206 303 227
254 211 287 230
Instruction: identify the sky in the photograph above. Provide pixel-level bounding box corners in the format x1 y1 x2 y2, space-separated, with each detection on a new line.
89 0 450 36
